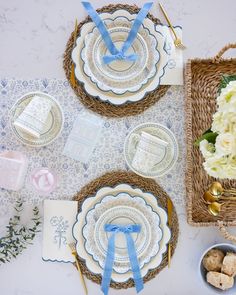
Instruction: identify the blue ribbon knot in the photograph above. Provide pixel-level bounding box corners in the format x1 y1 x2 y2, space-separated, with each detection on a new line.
101 224 143 295
82 1 153 64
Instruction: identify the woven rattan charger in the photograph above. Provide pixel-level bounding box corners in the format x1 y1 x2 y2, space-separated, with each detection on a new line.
185 43 236 242
63 4 169 118
73 171 179 289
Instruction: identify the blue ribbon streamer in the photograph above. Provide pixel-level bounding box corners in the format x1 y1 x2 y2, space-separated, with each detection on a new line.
101 224 143 295
81 2 153 64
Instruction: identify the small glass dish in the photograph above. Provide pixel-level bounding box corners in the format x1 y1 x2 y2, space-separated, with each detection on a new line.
29 167 57 196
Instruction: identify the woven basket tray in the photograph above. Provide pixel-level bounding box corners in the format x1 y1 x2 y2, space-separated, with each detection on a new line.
185 44 236 236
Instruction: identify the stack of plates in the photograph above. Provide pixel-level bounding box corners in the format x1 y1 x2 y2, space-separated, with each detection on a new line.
72 184 171 282
72 9 168 105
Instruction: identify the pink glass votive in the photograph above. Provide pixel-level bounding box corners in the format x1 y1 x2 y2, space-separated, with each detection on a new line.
30 167 57 195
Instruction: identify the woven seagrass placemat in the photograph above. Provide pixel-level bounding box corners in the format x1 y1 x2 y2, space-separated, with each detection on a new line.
73 171 179 289
63 4 169 118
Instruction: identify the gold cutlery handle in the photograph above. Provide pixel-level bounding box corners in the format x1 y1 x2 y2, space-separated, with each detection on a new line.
221 196 236 201
167 198 173 268
70 19 78 88
75 257 88 295
168 243 171 268
224 189 236 194
70 64 76 87
159 3 178 40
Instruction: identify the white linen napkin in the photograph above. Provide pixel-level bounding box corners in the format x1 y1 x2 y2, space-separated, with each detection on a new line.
42 200 78 263
158 25 183 85
63 112 104 163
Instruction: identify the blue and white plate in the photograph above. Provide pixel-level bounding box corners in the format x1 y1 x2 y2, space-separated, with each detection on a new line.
72 184 171 283
81 16 160 95
82 192 162 274
71 9 168 105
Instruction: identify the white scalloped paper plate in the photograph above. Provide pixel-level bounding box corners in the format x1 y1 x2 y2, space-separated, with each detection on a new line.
72 184 171 283
81 16 159 95
82 192 162 274
71 9 168 105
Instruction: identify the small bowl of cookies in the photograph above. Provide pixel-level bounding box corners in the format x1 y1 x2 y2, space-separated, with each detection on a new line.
199 243 236 294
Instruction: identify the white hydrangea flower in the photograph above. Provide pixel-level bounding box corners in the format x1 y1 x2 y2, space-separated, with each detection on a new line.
226 155 236 179
223 112 236 135
212 111 225 134
212 111 236 135
217 80 236 111
199 139 215 158
215 132 236 156
203 155 228 179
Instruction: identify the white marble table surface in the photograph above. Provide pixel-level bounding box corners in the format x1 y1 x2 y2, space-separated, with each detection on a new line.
1 0 236 295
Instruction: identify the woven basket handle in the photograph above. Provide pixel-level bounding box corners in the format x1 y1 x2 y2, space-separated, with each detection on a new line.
213 43 236 62
218 221 236 243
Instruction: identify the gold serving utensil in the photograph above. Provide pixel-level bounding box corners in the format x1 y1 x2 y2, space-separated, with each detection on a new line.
70 19 78 88
159 3 186 49
204 191 236 204
167 197 173 268
207 202 224 217
69 243 88 295
209 182 236 196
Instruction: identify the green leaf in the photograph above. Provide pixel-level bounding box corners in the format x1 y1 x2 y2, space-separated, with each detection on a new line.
218 74 236 94
195 131 218 146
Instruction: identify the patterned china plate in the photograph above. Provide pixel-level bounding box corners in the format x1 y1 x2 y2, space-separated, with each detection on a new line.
82 193 162 274
9 92 64 147
124 122 179 178
71 9 168 105
72 184 171 283
81 16 159 94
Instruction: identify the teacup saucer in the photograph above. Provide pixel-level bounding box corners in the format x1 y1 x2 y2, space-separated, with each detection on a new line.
124 122 179 178
9 92 64 147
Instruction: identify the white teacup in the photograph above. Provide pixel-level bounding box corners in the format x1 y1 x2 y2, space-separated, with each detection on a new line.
131 131 169 173
14 95 52 138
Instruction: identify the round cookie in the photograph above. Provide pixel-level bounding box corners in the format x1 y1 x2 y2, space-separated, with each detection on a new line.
203 249 224 272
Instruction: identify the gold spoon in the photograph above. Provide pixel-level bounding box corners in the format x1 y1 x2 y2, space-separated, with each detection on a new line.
204 191 236 204
207 202 224 216
209 182 236 196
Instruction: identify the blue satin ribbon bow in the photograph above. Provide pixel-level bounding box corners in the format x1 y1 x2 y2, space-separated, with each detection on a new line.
101 224 143 295
81 2 153 64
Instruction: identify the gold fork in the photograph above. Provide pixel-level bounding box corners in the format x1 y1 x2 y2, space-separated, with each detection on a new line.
69 243 88 295
70 19 78 87
167 197 173 268
159 3 186 49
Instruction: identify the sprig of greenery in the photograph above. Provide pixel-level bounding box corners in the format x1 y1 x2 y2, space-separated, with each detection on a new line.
0 200 41 265
218 74 236 94
194 129 218 146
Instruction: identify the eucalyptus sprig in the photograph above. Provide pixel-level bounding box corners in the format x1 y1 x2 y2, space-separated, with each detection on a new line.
0 199 41 265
